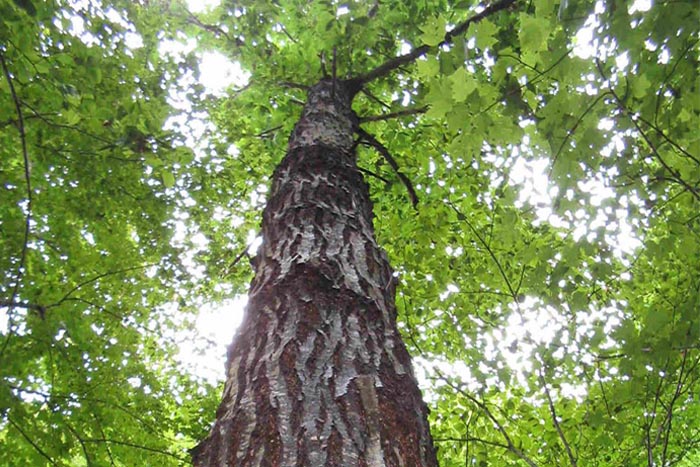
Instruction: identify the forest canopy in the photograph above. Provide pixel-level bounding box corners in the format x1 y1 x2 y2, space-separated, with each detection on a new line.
1 0 699 466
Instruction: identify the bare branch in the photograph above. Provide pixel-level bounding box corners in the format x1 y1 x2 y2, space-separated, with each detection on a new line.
64 421 94 467
21 100 115 145
331 46 338 98
351 0 517 86
0 51 33 360
434 436 511 451
636 114 700 166
361 88 392 109
254 125 283 138
355 165 391 185
278 81 309 91
356 127 419 209
225 246 251 276
278 24 298 44
360 106 428 122
539 372 578 466
0 300 45 318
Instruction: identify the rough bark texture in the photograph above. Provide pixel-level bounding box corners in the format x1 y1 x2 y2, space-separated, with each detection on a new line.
192 80 438 467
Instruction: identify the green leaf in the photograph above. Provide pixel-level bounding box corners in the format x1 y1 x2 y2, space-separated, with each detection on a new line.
417 56 440 78
419 15 446 47
161 170 175 188
632 74 651 99
519 13 549 53
449 67 477 102
424 77 454 119
472 19 498 49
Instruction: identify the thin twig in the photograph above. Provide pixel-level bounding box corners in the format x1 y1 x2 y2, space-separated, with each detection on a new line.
47 264 155 310
185 8 239 45
356 165 392 184
636 114 700 166
478 49 571 117
81 438 186 461
361 88 392 109
539 372 578 466
225 246 250 275
446 201 518 301
64 421 94 467
254 125 283 138
94 418 116 467
351 0 517 86
331 46 337 98
278 24 298 44
434 368 539 467
434 436 510 451
278 81 309 91
659 347 691 465
596 60 700 201
21 100 115 145
654 38 699 129
356 127 419 209
7 417 58 466
549 91 611 176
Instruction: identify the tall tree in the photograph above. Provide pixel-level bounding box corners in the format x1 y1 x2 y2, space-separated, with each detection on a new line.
2 0 699 466
192 77 439 466
191 2 515 464
0 1 219 465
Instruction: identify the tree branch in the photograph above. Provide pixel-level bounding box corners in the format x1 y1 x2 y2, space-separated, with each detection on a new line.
185 8 240 46
356 165 392 184
7 416 58 466
361 88 391 109
64 421 94 467
351 0 517 86
0 300 45 317
225 245 251 276
81 438 186 461
359 106 428 122
21 101 115 145
0 51 32 360
356 127 419 209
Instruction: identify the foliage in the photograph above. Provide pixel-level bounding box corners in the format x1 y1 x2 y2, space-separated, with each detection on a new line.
0 0 219 465
1 0 699 466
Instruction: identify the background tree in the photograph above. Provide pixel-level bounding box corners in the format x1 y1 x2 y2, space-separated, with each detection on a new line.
1 0 699 466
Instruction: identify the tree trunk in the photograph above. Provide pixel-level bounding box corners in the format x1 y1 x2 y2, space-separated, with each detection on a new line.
192 79 438 467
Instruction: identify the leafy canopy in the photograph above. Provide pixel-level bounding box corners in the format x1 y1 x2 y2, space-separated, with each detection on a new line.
1 0 699 466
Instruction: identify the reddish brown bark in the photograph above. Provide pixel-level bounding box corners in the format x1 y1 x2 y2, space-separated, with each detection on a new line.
192 79 438 467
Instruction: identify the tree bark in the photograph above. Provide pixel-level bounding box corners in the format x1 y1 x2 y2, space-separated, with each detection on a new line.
192 79 438 467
